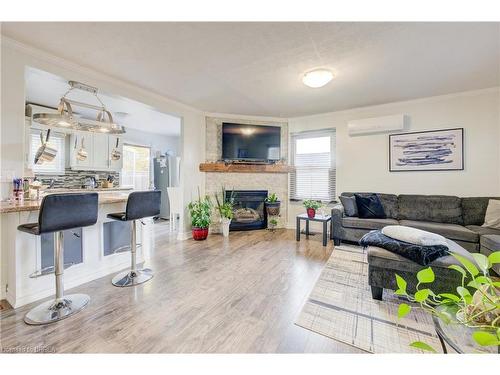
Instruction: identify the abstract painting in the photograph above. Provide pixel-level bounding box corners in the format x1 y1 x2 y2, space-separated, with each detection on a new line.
389 128 463 171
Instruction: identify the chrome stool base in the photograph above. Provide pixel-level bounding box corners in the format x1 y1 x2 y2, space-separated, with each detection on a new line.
111 268 153 287
24 293 90 325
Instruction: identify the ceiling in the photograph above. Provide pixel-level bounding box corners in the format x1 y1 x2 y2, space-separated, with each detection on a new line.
25 67 181 136
4 22 500 117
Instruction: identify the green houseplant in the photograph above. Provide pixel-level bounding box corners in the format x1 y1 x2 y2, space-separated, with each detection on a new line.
215 187 235 237
188 188 213 240
395 250 500 352
303 199 322 218
268 218 278 232
265 193 281 216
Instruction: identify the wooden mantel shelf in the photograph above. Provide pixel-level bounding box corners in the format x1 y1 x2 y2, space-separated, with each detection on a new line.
199 162 295 174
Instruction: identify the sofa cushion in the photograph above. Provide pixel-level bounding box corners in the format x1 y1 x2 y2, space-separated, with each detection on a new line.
465 225 500 236
355 193 386 219
398 195 463 225
367 239 473 273
342 217 398 230
480 235 500 275
480 234 500 251
339 195 358 217
399 220 478 243
461 197 500 226
342 193 398 219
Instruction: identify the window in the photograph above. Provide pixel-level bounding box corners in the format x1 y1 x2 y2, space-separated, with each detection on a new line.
30 130 66 174
121 144 151 190
290 129 336 202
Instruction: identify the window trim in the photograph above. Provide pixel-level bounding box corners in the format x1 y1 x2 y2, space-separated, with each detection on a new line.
290 128 336 202
120 143 152 189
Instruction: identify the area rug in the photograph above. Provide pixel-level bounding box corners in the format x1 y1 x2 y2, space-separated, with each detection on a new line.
295 245 442 353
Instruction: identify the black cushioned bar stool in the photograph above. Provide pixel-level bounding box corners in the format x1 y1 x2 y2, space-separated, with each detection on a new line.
18 193 98 325
107 190 161 287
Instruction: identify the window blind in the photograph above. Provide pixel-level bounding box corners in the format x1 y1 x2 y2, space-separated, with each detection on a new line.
290 129 336 202
30 130 66 174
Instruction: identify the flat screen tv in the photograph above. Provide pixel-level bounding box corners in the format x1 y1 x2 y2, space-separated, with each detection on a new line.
222 123 281 162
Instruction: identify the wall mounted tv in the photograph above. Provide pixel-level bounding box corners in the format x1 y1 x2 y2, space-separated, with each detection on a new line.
222 123 281 162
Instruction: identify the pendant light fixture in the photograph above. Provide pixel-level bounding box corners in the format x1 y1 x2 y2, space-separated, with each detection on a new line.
32 81 126 134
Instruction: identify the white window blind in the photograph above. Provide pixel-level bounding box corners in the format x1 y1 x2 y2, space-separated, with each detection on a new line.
30 130 66 174
290 129 336 202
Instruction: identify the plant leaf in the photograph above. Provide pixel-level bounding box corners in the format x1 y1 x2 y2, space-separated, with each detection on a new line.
488 251 500 266
397 303 411 319
448 264 466 278
472 331 500 346
395 274 407 294
409 341 437 353
472 253 489 273
414 289 430 303
456 286 472 304
451 253 479 277
417 267 435 284
438 293 460 302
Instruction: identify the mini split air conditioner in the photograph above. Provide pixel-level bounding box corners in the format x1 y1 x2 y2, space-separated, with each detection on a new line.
347 114 408 136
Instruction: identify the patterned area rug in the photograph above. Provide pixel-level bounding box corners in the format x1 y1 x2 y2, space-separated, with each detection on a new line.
295 245 442 353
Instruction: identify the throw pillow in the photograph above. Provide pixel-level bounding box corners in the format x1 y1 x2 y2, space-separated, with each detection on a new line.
354 193 386 219
339 195 358 217
482 199 500 229
382 225 448 247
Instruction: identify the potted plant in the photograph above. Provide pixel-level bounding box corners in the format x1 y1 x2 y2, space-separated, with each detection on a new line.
265 193 281 216
395 251 500 352
188 189 212 241
268 218 278 232
303 199 322 219
215 187 235 238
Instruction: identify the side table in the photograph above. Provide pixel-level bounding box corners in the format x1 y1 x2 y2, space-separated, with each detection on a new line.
296 213 331 246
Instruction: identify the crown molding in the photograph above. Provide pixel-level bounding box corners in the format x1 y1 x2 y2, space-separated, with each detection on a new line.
205 112 288 123
1 35 203 115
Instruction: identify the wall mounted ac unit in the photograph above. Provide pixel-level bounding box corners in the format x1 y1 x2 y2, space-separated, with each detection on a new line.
348 114 408 136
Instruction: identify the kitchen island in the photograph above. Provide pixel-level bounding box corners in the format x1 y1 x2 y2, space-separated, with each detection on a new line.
0 191 155 308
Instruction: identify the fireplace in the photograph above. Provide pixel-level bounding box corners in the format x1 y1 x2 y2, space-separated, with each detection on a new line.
226 190 268 231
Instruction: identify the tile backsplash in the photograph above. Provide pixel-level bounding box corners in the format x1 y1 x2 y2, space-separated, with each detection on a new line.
34 169 120 189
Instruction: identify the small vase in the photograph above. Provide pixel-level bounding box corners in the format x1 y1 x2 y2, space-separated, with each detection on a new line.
192 227 209 240
306 208 316 219
221 218 231 237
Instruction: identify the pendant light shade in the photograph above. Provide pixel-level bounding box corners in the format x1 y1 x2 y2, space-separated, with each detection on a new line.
32 81 126 134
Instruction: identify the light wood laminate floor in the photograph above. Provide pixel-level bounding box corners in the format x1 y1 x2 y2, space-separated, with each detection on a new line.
0 223 362 353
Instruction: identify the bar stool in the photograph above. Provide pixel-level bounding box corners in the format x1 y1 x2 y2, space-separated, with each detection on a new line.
18 193 98 325
107 190 161 287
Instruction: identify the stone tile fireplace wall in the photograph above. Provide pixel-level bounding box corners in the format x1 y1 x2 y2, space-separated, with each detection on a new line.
205 116 289 230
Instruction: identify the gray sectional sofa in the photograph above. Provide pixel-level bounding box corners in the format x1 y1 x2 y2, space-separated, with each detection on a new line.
331 192 500 252
331 193 500 299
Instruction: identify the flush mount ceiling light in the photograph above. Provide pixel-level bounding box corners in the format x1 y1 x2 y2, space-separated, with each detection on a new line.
33 81 126 134
302 69 334 88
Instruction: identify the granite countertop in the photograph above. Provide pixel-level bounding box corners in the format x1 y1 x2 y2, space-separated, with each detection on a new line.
0 192 131 214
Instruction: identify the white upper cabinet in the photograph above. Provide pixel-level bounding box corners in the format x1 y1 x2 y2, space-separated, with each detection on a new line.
92 133 110 170
69 133 93 170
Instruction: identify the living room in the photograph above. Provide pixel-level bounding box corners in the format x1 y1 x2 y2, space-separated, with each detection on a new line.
1 1 500 374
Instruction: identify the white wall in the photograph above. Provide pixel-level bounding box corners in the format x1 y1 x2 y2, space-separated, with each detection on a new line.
0 38 205 242
288 88 500 226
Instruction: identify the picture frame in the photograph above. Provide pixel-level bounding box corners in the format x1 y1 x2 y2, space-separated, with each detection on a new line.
389 128 464 172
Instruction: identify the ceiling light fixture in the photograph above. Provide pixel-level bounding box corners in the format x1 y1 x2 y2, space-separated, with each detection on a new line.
33 81 126 134
302 69 334 88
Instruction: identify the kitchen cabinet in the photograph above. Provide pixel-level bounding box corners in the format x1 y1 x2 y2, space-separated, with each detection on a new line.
92 133 110 169
70 133 93 169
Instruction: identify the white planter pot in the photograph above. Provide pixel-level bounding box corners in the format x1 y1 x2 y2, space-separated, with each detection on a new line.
221 218 231 237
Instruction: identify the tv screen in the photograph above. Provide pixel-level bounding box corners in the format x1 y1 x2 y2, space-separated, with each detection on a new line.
222 123 281 162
